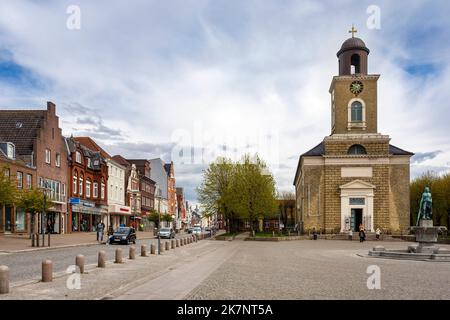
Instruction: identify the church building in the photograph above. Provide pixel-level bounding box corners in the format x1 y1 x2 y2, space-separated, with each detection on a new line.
293 29 413 235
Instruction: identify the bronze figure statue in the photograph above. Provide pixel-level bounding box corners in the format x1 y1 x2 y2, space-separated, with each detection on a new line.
416 186 432 226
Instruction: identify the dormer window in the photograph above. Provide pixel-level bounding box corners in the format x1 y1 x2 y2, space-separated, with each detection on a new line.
7 143 15 159
75 151 82 163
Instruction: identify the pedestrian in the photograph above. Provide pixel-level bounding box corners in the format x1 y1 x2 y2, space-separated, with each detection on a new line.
348 230 353 241
312 227 318 240
359 229 366 242
359 223 364 232
376 228 381 240
97 221 105 242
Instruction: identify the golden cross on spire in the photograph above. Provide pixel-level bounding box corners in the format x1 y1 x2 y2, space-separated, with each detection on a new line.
348 24 357 38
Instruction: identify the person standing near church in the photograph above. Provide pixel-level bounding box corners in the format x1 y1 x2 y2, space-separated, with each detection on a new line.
359 228 366 243
376 228 381 240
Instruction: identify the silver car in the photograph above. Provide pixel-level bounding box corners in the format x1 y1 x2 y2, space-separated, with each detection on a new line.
158 227 176 239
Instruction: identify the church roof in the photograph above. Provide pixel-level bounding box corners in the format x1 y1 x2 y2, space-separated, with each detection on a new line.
389 144 414 156
293 142 414 185
337 37 370 56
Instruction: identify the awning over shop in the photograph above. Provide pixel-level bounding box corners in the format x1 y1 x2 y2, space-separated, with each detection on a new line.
71 204 106 215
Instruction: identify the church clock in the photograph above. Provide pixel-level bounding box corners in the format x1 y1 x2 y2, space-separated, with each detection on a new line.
350 81 364 95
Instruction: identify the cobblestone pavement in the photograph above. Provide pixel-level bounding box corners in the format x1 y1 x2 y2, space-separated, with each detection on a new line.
2 238 450 299
186 239 450 300
0 234 188 283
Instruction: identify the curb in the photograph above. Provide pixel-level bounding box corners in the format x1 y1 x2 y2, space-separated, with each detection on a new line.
0 236 156 254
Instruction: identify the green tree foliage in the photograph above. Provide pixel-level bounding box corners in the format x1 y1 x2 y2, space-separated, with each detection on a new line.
410 171 450 227
146 210 160 228
0 165 18 207
197 154 278 233
162 213 173 222
16 187 54 234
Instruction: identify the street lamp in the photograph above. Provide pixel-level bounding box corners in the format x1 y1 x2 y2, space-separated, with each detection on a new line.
155 184 161 255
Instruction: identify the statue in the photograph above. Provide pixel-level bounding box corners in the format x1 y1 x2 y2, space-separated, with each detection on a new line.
416 186 432 226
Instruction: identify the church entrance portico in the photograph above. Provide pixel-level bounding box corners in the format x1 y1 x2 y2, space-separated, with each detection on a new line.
340 180 375 232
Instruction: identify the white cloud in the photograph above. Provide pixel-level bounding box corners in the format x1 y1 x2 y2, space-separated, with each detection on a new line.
0 1 449 201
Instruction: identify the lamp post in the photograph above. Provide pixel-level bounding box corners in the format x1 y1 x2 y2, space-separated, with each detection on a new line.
155 185 161 255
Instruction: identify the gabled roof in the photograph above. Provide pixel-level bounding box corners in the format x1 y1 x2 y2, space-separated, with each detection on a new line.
340 179 376 189
73 137 111 159
389 144 414 156
112 155 130 167
0 110 46 156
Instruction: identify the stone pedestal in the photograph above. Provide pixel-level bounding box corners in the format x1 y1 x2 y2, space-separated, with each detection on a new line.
411 220 439 253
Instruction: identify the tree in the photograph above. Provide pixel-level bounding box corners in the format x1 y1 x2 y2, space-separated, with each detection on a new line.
0 165 19 209
16 187 53 234
226 154 278 235
410 171 450 228
197 157 235 232
146 209 160 229
277 191 296 228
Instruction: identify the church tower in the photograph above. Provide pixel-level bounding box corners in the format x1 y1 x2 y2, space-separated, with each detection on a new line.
294 27 413 235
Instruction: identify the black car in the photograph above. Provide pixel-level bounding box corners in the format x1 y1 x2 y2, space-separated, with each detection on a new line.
110 227 136 245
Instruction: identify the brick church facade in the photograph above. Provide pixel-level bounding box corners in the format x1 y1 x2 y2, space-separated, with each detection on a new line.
294 33 413 235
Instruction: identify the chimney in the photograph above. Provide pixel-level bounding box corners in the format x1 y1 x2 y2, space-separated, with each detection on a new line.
47 101 56 115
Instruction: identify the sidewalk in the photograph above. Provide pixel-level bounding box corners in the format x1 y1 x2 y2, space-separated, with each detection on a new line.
0 231 156 253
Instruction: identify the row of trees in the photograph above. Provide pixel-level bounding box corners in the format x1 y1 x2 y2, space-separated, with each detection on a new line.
410 171 450 228
197 154 278 234
0 165 53 234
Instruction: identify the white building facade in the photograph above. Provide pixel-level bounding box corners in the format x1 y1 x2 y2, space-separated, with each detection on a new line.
106 158 131 230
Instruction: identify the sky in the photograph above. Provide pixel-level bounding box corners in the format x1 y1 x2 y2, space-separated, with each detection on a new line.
0 0 450 204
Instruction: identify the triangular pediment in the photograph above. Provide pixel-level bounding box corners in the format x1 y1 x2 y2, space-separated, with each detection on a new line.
340 179 376 189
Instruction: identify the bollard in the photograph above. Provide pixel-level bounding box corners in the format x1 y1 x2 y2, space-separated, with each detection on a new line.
75 254 85 274
36 233 40 247
150 243 156 254
176 239 180 247
180 238 184 246
141 245 147 257
0 265 9 294
31 233 35 247
115 248 123 263
165 241 170 251
42 260 53 282
129 246 136 260
160 242 165 252
48 233 51 247
171 239 175 249
184 238 187 245
195 235 199 242
98 251 106 268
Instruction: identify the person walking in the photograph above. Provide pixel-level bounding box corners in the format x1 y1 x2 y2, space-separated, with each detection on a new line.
375 228 381 240
359 228 366 243
97 221 105 242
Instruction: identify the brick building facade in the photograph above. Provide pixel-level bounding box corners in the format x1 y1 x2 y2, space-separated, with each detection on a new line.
66 137 108 232
293 35 413 235
0 102 68 234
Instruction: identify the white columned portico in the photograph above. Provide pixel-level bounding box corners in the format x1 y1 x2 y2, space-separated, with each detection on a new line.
340 180 376 232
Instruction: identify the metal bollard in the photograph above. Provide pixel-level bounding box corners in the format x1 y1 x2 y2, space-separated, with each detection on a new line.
98 251 106 268
176 239 180 247
141 245 147 257
115 248 123 263
48 233 51 247
31 233 35 247
36 233 40 247
150 243 156 254
171 239 175 249
0 266 9 294
42 260 53 282
165 241 170 251
75 254 85 274
129 246 136 260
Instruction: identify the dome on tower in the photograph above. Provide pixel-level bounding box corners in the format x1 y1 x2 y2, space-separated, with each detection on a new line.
337 37 370 56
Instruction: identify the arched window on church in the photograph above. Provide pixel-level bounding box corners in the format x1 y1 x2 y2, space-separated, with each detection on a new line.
351 54 361 74
348 144 367 155
351 101 363 122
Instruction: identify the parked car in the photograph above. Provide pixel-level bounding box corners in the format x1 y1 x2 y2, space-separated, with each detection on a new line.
187 227 193 234
192 226 202 235
158 227 176 239
110 227 136 245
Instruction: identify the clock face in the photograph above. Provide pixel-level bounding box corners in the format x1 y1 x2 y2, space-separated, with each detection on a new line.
350 81 364 95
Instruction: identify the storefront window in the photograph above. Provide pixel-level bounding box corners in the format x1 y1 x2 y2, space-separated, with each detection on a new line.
15 208 26 231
